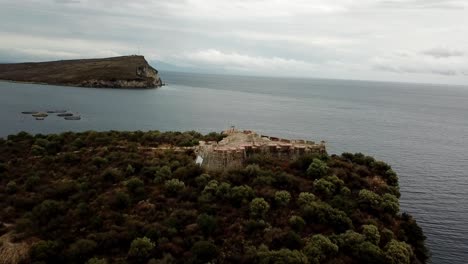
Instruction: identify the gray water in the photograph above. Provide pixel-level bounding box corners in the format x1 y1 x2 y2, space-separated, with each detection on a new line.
1 72 467 263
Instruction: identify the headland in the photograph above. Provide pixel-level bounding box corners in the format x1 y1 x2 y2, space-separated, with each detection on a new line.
0 55 162 89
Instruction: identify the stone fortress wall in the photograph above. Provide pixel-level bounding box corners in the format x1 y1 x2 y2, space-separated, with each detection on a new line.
196 128 326 171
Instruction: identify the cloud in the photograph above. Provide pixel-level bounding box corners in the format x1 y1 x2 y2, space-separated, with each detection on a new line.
171 49 320 75
372 50 468 76
378 0 468 9
422 47 464 58
1 0 468 84
54 0 81 4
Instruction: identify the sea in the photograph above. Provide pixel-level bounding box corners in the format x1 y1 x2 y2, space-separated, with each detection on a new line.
1 72 467 264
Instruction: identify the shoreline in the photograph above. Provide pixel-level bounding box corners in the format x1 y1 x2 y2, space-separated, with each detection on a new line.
0 79 160 90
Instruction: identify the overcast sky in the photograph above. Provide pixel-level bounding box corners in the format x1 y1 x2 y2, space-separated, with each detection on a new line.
1 0 467 84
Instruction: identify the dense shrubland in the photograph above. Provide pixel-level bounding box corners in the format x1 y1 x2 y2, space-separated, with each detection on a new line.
0 131 428 263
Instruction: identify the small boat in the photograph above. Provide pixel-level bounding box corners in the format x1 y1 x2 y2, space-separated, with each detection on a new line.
21 111 39 114
47 110 67 114
35 117 45 121
64 116 81 120
32 112 48 118
57 113 74 117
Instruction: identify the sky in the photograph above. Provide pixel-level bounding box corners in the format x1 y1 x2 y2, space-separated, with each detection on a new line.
0 0 467 85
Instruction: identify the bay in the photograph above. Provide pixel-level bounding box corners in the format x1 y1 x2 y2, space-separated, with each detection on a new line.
1 72 467 263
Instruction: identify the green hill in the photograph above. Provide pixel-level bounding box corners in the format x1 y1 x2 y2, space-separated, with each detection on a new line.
0 130 428 264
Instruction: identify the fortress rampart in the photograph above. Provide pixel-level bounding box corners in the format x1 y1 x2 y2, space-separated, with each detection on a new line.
196 129 326 171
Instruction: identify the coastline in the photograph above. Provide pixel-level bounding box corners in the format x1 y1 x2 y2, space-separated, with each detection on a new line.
0 79 160 90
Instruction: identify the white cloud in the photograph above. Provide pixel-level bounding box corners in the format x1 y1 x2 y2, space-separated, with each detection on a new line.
1 0 468 84
372 50 468 76
172 49 320 75
422 47 464 58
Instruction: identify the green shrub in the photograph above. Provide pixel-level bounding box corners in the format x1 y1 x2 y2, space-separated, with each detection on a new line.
297 192 316 207
385 169 399 186
86 258 108 264
197 214 217 236
101 167 123 183
274 190 291 206
362 224 380 245
381 193 400 215
289 215 306 232
92 157 108 168
257 246 308 264
125 164 135 176
31 145 46 155
306 159 328 178
303 235 338 264
154 166 172 183
25 175 41 191
358 189 382 211
126 177 145 195
32 200 63 225
195 173 212 187
230 185 254 206
128 237 156 261
113 192 131 209
65 239 98 262
384 240 413 264
30 240 60 262
164 179 185 195
6 180 17 194
250 198 270 219
190 240 218 264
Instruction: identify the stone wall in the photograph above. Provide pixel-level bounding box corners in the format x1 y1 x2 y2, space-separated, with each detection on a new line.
197 135 326 171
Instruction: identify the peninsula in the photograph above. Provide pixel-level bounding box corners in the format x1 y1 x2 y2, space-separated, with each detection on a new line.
0 55 162 88
0 129 428 264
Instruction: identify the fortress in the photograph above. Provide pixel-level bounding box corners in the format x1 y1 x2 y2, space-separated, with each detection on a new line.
196 128 326 170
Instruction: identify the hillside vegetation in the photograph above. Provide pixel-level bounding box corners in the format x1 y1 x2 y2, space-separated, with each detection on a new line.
0 131 428 264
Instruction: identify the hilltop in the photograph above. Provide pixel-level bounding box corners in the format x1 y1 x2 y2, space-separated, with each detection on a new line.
0 130 428 264
0 56 162 88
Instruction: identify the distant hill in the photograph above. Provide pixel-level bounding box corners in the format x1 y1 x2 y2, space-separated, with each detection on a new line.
0 56 162 88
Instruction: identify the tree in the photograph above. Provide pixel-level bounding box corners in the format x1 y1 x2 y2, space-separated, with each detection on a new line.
289 215 306 232
230 185 255 206
6 180 17 194
385 169 399 186
306 158 328 178
313 178 336 197
257 247 308 264
197 214 217 236
30 240 60 262
274 190 291 206
191 240 218 264
250 198 270 219
126 177 145 195
381 193 399 215
154 166 172 183
65 239 98 262
297 192 316 207
128 237 155 261
86 258 107 264
357 241 385 264
303 235 338 264
358 189 382 211
164 179 185 195
384 240 413 264
362 224 380 245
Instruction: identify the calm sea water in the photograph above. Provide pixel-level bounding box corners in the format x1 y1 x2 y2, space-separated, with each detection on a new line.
1 72 467 263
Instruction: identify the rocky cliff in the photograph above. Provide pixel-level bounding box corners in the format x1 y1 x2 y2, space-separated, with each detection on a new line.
0 55 162 88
